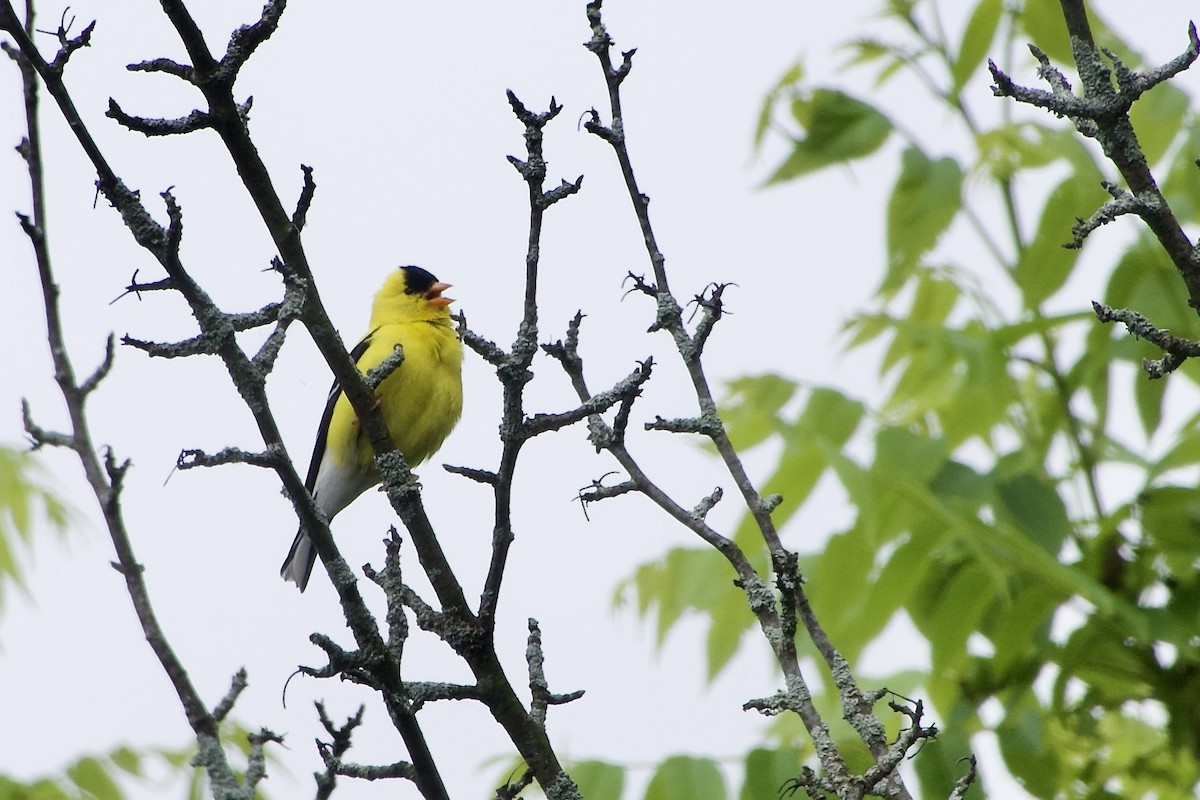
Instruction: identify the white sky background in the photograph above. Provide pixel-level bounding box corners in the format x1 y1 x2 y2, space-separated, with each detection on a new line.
0 1 1196 798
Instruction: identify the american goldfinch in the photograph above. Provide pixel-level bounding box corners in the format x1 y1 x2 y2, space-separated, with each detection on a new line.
281 265 464 591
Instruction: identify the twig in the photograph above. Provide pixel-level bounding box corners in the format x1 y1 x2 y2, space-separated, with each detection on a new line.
581 3 915 796
1092 301 1200 377
990 14 1200 309
3 3 262 794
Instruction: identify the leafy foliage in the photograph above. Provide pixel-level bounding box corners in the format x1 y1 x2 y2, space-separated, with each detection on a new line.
0 725 274 800
0 447 70 615
619 1 1200 797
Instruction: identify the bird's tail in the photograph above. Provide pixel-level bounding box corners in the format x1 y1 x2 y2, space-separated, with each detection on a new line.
280 527 317 592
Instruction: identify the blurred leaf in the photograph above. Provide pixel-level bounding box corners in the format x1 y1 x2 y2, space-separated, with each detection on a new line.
1059 618 1152 704
1139 486 1200 560
0 777 71 799
570 761 624 800
754 61 804 151
1014 173 1108 308
1152 416 1200 478
912 700 978 798
65 759 122 800
952 0 1003 93
1106 240 1199 336
913 561 996 675
0 448 72 615
721 374 798 451
1129 82 1189 165
1018 0 1074 63
995 471 1071 555
1020 1 1126 65
106 749 141 778
880 273 959 376
705 581 756 679
975 122 1060 181
731 387 864 542
997 693 1062 797
739 748 802 800
985 581 1060 675
805 526 881 662
1133 366 1167 437
1161 122 1200 223
883 148 963 295
763 89 892 184
644 756 725 800
618 548 731 646
936 324 1018 446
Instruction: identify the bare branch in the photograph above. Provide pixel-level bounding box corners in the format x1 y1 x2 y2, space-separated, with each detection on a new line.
1092 301 1200 377
526 619 585 728
293 163 316 231
443 463 499 485
107 97 213 135
317 748 416 783
211 668 249 723
990 20 1200 311
314 703 365 800
177 445 284 471
127 56 195 81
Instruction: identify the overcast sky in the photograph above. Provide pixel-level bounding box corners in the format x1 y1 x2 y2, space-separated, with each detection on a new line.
1 1 1195 798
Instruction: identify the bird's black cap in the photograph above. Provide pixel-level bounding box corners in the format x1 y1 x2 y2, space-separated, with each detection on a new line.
401 265 440 295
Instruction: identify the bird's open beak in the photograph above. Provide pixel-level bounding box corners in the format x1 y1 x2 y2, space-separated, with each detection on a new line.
427 281 454 309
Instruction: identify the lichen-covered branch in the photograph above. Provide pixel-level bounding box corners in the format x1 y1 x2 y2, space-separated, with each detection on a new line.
990 7 1200 313
4 3 265 795
1092 301 1200 377
578 3 915 797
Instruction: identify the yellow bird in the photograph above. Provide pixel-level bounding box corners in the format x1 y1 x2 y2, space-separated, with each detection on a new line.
282 265 464 591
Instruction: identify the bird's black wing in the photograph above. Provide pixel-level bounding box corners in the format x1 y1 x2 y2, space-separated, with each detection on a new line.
304 329 378 492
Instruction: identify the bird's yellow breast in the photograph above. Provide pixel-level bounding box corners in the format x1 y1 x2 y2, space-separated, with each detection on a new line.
325 319 463 470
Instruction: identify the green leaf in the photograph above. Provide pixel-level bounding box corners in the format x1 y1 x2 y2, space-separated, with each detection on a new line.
739 748 802 800
0 776 72 800
952 0 1003 93
1019 1 1127 66
754 61 804 151
66 757 124 800
804 527 881 662
107 748 142 777
735 386 864 534
763 90 892 184
570 760 625 800
619 548 732 645
1128 81 1189 166
644 756 725 800
985 581 1060 675
1106 239 1200 343
883 147 963 295
1161 122 1200 223
705 588 754 680
936 324 1019 446
721 374 798 451
1059 618 1152 704
913 561 996 675
0 448 73 616
1018 0 1073 63
1133 366 1166 437
995 472 1071 555
1014 172 1107 308
1139 486 1200 557
913 701 978 798
1152 417 1200 478
976 122 1065 180
996 693 1062 797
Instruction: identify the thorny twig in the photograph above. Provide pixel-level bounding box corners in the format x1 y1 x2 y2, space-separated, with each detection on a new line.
572 3 920 797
